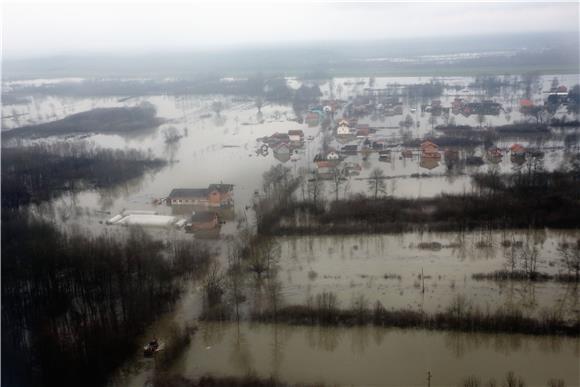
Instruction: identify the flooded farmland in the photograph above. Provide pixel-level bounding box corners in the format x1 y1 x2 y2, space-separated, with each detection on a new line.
170 322 579 387
276 231 580 320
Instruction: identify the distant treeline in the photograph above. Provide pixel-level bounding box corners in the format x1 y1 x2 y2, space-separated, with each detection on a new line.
1 213 211 386
1 142 166 208
435 123 552 135
3 33 578 79
258 171 580 235
3 103 163 139
3 77 290 100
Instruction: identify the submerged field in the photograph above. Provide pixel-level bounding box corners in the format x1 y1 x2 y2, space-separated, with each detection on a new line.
171 322 579 387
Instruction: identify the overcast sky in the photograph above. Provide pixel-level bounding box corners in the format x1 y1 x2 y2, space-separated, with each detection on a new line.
2 1 579 58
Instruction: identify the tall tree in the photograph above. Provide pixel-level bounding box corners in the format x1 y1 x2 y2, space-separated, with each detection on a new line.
367 168 387 199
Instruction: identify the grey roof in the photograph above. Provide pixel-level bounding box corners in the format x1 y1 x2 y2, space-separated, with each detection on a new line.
207 184 234 194
168 188 208 198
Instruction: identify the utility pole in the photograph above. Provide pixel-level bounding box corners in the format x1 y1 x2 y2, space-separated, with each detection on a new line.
427 371 432 387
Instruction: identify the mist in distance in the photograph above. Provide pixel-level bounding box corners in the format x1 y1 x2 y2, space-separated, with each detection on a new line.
3 2 579 58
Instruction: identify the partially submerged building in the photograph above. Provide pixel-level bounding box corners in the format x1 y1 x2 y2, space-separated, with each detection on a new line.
185 211 219 232
168 184 234 208
288 129 304 143
421 141 441 159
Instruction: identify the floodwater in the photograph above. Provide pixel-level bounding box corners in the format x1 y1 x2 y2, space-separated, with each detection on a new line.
3 74 580 386
111 229 580 387
3 75 580 223
4 74 579 221
169 321 580 387
275 231 580 320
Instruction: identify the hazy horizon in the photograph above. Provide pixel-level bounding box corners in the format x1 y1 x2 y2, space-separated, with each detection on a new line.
2 1 579 59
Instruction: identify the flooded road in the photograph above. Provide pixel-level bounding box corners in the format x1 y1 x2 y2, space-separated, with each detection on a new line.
170 322 579 387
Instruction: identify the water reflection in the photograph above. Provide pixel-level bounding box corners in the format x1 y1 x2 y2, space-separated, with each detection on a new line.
175 322 579 387
276 231 580 319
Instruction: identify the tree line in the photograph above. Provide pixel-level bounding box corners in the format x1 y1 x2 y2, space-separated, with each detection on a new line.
2 141 166 208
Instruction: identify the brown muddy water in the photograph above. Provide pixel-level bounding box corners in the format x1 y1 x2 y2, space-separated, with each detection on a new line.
276 231 580 320
170 322 579 387
3 74 580 239
112 230 580 387
4 75 580 386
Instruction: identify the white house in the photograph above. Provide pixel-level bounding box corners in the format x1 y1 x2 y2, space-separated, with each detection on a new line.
326 150 340 160
337 125 351 136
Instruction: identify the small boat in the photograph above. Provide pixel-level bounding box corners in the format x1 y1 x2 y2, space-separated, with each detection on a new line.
143 339 164 357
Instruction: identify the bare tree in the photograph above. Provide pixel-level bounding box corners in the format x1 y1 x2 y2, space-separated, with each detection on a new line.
428 114 438 129
227 240 246 322
204 262 225 307
520 244 539 278
502 371 526 387
307 173 324 205
248 237 281 280
477 113 485 127
255 97 264 113
211 100 223 116
557 240 580 281
367 167 387 199
266 277 284 320
163 126 181 143
330 167 346 201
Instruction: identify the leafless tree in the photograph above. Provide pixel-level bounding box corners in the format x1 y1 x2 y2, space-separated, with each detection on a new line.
367 167 387 199
557 240 580 281
307 173 324 205
211 100 223 116
247 237 281 280
204 262 225 306
330 167 346 201
227 240 246 322
255 97 264 113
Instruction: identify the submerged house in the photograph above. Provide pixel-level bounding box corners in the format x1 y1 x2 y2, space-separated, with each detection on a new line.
265 132 290 146
167 188 209 206
337 124 352 136
305 112 320 126
185 211 219 232
314 151 340 168
510 144 526 157
341 144 358 155
487 147 503 159
288 130 304 143
168 184 234 208
421 141 441 159
355 124 370 138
